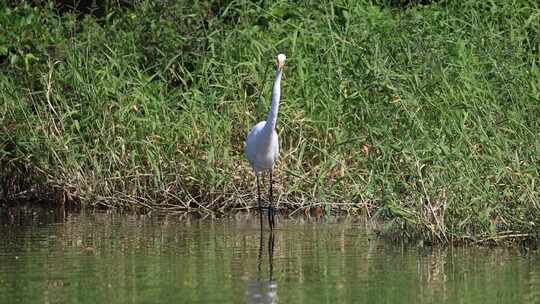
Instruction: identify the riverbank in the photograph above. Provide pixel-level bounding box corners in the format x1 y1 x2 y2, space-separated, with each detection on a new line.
1 0 539 243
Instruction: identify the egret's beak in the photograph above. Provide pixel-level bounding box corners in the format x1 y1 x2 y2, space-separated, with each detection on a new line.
277 60 285 70
276 53 286 71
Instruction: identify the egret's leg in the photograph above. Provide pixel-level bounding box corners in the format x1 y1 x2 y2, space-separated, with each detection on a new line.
256 174 263 229
269 170 275 229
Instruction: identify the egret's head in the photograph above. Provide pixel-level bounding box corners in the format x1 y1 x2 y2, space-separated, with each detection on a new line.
276 53 286 71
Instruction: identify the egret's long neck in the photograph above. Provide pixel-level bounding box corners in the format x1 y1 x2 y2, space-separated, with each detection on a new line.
264 69 282 132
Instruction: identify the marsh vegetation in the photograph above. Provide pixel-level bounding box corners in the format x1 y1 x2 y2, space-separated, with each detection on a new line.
1 0 539 243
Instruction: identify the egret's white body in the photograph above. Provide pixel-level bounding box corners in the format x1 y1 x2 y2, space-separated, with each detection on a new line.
245 53 286 229
245 121 279 174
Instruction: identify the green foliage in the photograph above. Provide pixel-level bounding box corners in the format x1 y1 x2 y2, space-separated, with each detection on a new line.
1 0 539 242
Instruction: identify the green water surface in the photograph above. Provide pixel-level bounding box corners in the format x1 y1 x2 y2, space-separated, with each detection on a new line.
0 208 538 303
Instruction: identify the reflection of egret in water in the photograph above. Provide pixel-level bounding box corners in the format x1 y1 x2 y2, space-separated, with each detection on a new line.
245 230 277 304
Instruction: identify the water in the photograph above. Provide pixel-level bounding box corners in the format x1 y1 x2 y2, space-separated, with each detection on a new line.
0 207 538 304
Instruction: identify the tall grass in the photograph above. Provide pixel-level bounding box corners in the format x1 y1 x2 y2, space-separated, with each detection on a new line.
1 0 539 242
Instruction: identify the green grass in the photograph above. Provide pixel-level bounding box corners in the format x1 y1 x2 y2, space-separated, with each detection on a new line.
1 0 539 243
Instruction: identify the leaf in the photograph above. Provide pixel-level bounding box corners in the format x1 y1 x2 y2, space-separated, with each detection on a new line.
10 53 19 65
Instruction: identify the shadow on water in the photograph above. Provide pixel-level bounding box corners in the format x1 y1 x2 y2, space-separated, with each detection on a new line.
246 229 277 304
0 202 74 226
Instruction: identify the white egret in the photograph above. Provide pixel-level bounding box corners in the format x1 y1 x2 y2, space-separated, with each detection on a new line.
245 53 286 230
